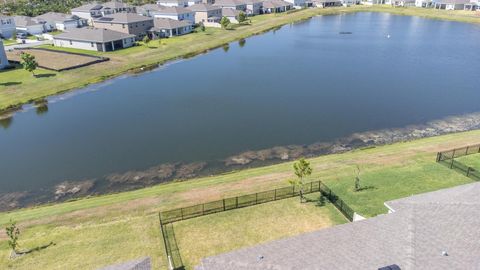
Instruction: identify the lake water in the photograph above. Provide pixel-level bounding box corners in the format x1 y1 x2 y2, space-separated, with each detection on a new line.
1 12 480 206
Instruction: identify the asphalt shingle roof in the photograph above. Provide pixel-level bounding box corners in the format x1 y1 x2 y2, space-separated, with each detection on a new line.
187 3 222 12
94 13 153 24
13 16 43 27
53 28 135 43
152 17 192 30
98 257 151 270
35 12 81 23
196 182 480 270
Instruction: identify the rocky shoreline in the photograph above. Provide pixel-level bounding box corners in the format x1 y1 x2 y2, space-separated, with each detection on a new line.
1 112 480 211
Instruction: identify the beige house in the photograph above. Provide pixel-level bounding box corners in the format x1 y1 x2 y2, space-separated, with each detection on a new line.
187 4 222 26
242 0 264 15
93 13 154 40
214 0 248 11
261 0 293 12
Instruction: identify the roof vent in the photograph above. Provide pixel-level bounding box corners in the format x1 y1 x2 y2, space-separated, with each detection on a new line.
257 255 264 261
442 251 449 256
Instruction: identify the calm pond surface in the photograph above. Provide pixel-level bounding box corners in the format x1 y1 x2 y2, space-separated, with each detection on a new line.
1 12 480 203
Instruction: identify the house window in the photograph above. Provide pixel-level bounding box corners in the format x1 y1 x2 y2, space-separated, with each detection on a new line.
69 40 72 45
122 24 125 28
91 42 94 47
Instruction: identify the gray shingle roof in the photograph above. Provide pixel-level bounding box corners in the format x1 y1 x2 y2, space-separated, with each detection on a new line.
152 17 192 30
53 28 135 43
214 0 247 6
98 257 151 270
156 6 193 15
94 13 153 24
103 1 133 9
197 182 480 270
262 0 293 8
187 3 222 11
13 16 44 27
221 8 242 17
35 12 81 24
71 3 104 12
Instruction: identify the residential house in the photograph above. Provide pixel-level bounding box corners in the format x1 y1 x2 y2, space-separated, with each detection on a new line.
103 1 136 13
197 182 480 270
415 0 433 7
137 4 165 17
464 1 478 9
0 40 9 70
53 28 135 52
361 0 385 4
71 3 105 22
341 0 360 5
432 0 470 9
149 17 193 38
261 0 293 13
284 0 308 7
311 0 342 7
93 13 154 40
214 0 247 11
187 4 223 26
35 12 87 31
0 15 16 39
157 0 201 7
241 0 263 15
153 7 195 24
390 0 415 5
221 8 241 23
13 16 45 35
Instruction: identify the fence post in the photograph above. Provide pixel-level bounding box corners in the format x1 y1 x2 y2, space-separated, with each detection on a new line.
180 208 184 220
255 193 258 204
235 197 238 208
274 189 277 200
466 167 471 177
452 149 456 159
292 185 295 196
450 157 455 169
465 146 469 156
202 204 205 215
436 153 441 162
310 181 313 193
223 199 226 211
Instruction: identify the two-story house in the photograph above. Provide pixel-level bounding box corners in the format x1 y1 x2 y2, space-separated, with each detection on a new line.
93 13 154 40
35 12 88 32
213 0 248 11
153 7 195 24
0 15 16 39
187 4 222 26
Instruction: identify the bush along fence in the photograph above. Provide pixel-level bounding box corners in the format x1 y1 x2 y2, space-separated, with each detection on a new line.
436 144 480 181
158 180 355 270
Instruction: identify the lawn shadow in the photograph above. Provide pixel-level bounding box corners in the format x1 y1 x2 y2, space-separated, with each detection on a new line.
356 185 377 192
0 82 22 86
34 73 56 78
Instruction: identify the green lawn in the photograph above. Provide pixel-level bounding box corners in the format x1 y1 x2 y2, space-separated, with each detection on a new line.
174 194 347 269
0 131 478 269
1 6 480 112
456 153 480 169
1 39 17 46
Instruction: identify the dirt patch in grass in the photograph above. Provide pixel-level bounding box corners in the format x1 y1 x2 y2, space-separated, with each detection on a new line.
7 48 107 71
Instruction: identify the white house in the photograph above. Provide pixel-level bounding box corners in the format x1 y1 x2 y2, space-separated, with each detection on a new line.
35 12 87 31
71 3 105 23
149 17 193 38
0 40 9 70
284 0 308 7
432 0 470 9
221 8 241 23
261 0 293 12
13 16 45 35
311 0 342 7
156 0 199 7
0 15 16 39
390 0 415 5
241 0 263 15
153 7 196 24
415 0 433 6
137 4 165 17
214 0 248 11
53 28 135 52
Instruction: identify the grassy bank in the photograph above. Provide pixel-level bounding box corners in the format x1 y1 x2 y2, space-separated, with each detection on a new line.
1 6 480 112
0 130 478 269
175 195 347 269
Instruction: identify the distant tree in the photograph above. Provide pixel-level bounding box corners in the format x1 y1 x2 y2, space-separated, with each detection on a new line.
220 16 230 29
199 23 206 32
142 35 151 47
5 219 20 253
289 158 312 202
20 52 38 77
238 11 247 24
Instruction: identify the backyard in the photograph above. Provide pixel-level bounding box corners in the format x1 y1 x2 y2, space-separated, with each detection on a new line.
174 194 347 269
0 130 478 269
456 152 480 169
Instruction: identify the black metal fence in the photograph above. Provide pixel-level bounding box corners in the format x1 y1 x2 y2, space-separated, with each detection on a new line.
160 181 354 224
436 144 480 181
159 219 184 270
158 180 355 270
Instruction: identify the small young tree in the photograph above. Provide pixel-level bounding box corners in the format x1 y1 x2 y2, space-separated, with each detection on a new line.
290 158 312 202
354 165 361 192
220 16 230 29
5 219 20 253
238 11 246 24
199 23 206 32
20 52 38 77
143 35 151 47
